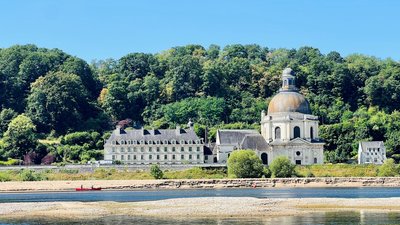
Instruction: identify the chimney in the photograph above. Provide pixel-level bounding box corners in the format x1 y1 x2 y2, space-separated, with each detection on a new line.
176 125 181 135
115 125 123 136
187 119 194 130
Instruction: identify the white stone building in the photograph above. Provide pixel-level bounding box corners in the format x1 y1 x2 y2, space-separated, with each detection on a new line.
104 121 212 164
358 141 387 164
215 68 324 165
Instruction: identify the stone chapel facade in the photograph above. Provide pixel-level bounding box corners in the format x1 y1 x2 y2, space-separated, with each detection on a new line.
215 68 324 165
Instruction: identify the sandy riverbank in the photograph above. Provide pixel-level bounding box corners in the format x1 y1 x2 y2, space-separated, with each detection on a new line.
1 177 400 192
0 197 400 219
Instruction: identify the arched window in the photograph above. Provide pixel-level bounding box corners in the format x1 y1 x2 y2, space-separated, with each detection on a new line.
310 127 314 139
294 126 300 138
261 153 268 165
275 127 281 140
284 79 288 87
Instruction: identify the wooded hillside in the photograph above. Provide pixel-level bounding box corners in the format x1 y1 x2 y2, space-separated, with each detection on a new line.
1 44 399 163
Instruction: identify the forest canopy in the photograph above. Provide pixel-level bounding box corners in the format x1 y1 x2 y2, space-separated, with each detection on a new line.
1 44 400 163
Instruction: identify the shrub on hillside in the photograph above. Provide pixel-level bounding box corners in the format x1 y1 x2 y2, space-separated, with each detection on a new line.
378 159 399 177
227 149 264 178
270 156 296 178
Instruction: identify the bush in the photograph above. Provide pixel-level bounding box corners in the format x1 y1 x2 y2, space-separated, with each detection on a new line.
378 159 399 177
270 156 296 178
263 166 271 178
150 164 164 179
0 172 12 182
0 158 22 166
227 149 264 178
19 169 43 181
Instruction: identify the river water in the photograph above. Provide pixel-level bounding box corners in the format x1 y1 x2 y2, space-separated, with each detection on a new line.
1 188 400 224
1 187 400 202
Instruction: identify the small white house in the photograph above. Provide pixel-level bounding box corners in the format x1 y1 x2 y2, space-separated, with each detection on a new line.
358 141 387 164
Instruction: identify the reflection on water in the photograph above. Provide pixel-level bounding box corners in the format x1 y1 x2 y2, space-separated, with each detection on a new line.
1 211 400 225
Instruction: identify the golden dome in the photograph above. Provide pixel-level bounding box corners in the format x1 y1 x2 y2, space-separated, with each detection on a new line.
267 91 311 114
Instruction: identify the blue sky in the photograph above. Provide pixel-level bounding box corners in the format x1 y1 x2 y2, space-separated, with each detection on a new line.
1 0 399 62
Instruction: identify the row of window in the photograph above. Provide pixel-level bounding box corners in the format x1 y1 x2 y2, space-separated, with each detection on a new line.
365 158 383 163
111 146 201 153
366 152 384 156
274 126 314 139
367 148 381 152
111 154 202 161
111 139 201 145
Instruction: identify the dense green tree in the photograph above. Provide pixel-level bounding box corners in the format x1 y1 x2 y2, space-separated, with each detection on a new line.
26 71 90 134
1 114 37 159
269 156 296 178
227 149 264 178
0 108 18 137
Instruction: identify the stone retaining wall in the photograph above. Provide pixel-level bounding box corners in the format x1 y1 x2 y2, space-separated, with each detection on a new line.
103 177 400 190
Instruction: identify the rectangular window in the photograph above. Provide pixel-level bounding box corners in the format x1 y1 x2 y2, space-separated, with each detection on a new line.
112 155 115 160
197 147 200 152
149 147 152 152
197 154 200 159
189 147 192 152
164 155 167 160
157 147 160 152
133 147 137 152
181 155 184 160
140 147 144 152
181 147 184 152
314 158 317 164
157 155 160 160
120 148 124 152
112 147 115 153
141 155 144 160
128 155 131 160
128 147 132 152
149 155 152 160
172 147 176 152
164 147 168 152
172 155 176 160
121 155 124 160
189 155 192 159
134 155 136 160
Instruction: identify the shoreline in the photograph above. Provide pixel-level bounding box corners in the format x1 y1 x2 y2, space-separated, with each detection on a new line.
1 177 400 192
0 197 400 220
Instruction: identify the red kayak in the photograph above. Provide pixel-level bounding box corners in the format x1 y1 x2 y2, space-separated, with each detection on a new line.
76 187 102 191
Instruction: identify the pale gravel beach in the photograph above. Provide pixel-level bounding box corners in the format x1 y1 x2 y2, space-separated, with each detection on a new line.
1 177 400 192
0 197 400 219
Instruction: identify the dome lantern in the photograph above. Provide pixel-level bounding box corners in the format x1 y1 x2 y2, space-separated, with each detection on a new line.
280 68 298 92
267 68 311 115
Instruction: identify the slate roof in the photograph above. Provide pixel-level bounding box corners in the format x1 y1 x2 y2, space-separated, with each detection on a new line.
360 141 385 150
217 129 259 145
240 134 269 151
106 128 200 145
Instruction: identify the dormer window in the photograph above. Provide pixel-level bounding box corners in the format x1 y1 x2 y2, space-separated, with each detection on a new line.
163 139 168 145
171 139 176 144
180 140 185 145
140 140 145 145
